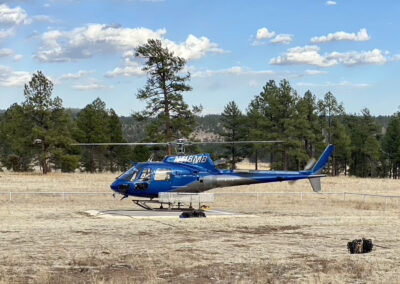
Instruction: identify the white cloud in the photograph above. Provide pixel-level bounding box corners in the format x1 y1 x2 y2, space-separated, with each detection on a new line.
296 81 370 88
13 54 23 61
35 24 224 62
270 45 387 67
0 48 13 57
0 48 22 61
31 15 56 24
270 34 293 45
0 4 54 40
0 65 30 87
253 28 293 45
0 4 28 26
270 45 337 67
256 27 275 40
0 27 15 40
59 70 93 80
311 28 370 43
304 69 327 75
163 34 225 60
329 49 387 66
192 66 275 78
326 1 337 6
248 80 258 87
72 79 114 91
105 61 146 78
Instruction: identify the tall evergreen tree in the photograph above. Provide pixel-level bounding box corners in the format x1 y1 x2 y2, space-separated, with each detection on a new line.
248 79 300 170
107 108 133 172
76 98 110 172
295 90 325 168
381 115 400 178
318 92 345 144
23 71 77 173
134 39 201 155
330 118 351 175
220 101 246 169
317 92 346 175
0 104 34 171
345 109 380 177
47 107 80 172
247 97 272 170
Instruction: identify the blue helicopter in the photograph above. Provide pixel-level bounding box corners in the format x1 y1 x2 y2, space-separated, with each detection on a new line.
75 140 334 210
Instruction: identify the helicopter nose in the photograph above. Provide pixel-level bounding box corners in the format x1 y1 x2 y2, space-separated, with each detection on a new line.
110 180 119 192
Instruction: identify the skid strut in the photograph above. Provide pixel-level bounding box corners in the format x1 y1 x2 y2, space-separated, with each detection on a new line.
132 199 197 211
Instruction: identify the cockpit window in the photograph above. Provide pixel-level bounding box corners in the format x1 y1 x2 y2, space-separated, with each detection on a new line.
138 168 153 182
118 167 137 181
130 170 139 181
154 168 172 181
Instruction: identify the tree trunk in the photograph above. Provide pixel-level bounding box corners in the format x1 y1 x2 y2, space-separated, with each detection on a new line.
231 143 236 170
255 149 258 170
162 80 172 155
42 141 49 174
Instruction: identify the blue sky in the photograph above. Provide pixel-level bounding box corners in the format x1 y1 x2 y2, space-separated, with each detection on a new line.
1 0 400 116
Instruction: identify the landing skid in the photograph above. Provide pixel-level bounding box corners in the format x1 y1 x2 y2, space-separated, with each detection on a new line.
132 199 198 211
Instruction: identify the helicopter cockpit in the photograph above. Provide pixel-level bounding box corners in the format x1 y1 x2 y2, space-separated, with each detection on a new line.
117 167 138 181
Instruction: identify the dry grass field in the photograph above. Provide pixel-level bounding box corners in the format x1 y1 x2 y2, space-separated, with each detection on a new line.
1 172 400 283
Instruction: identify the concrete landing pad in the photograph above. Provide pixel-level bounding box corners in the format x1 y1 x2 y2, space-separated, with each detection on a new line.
84 209 256 219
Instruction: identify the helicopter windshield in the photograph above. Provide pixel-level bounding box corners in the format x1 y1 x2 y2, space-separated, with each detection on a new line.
118 167 139 181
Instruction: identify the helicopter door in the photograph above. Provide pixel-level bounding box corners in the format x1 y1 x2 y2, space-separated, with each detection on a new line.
153 168 172 190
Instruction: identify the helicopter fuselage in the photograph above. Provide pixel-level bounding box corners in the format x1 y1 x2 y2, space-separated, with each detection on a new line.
110 146 334 198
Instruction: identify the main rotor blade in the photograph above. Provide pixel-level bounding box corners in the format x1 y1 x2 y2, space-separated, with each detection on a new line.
71 140 283 146
189 140 283 145
70 142 168 146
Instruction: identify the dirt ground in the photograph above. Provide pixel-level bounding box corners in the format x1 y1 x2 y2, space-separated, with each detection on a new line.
1 172 400 283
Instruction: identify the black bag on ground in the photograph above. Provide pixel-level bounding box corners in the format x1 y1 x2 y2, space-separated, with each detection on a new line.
347 238 373 254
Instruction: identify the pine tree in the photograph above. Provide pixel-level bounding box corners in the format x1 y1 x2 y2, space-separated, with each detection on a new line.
107 108 132 172
248 79 299 170
76 98 110 172
246 97 272 170
0 104 34 171
345 109 380 177
23 71 77 173
318 92 345 144
47 107 80 172
295 90 325 169
220 101 246 169
381 115 400 178
331 118 351 175
317 92 346 175
134 39 201 155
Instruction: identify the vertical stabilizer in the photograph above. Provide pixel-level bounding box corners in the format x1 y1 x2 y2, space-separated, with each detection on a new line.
312 145 334 174
309 177 321 192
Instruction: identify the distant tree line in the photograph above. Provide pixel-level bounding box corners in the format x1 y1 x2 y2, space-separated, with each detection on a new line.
0 38 399 178
0 71 148 173
219 79 397 178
